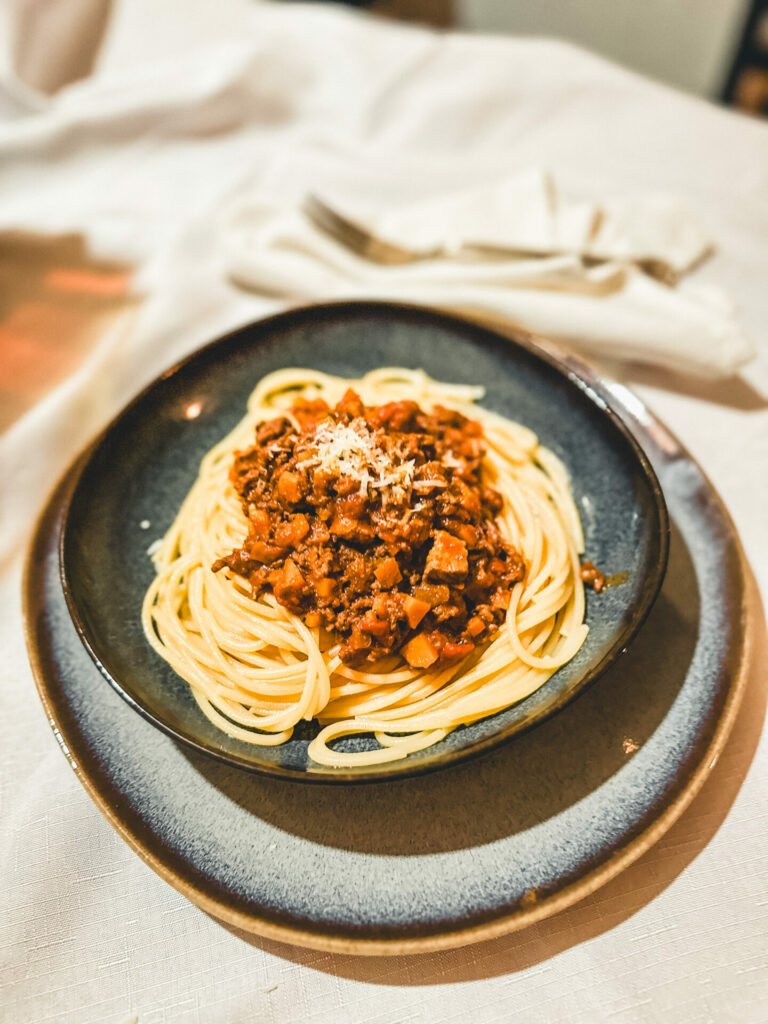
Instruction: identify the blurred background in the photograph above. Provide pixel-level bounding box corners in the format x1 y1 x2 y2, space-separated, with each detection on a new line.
378 0 766 112
336 0 767 113
2 0 766 114
1 0 765 430
458 0 767 111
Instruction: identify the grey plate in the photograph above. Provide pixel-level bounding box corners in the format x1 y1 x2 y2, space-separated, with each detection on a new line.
24 353 747 953
57 302 667 782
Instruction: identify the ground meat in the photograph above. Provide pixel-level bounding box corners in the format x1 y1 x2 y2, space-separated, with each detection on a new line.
213 390 525 667
580 560 606 593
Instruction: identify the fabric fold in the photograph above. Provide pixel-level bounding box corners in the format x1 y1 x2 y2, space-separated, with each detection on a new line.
222 191 753 379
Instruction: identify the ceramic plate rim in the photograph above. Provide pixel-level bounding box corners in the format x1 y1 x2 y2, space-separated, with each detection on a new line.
23 389 750 955
56 301 669 783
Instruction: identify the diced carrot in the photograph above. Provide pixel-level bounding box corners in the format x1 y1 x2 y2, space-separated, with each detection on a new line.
248 507 270 537
335 477 360 497
359 611 390 637
403 595 430 629
372 594 390 618
304 611 321 628
329 514 353 537
460 438 483 459
402 633 439 669
347 629 371 652
454 522 477 546
272 558 305 602
282 558 304 588
277 471 302 504
330 513 374 543
315 578 337 600
274 524 292 546
337 493 367 516
292 512 310 539
467 616 486 638
249 540 285 564
374 557 402 588
275 513 309 547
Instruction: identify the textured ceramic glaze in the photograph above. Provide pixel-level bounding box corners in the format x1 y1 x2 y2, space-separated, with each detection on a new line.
58 303 667 781
25 374 746 950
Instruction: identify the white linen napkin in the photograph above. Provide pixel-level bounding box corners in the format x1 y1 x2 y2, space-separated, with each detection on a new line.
222 176 753 379
328 170 713 276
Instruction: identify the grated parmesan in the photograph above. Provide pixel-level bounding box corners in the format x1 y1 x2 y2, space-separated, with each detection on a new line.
440 450 464 470
296 419 415 502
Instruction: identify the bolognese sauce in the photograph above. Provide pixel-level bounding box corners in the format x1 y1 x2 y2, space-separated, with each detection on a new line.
213 389 525 667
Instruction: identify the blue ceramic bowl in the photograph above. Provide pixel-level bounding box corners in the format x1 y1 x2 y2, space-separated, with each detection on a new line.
59 301 668 782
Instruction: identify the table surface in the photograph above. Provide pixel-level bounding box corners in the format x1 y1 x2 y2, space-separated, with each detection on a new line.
1 3 767 1022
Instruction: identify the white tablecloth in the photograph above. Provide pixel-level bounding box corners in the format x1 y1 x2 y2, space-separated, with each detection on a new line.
2 4 767 1022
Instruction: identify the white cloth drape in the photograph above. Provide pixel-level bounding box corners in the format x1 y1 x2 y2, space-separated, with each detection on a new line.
1 3 767 1023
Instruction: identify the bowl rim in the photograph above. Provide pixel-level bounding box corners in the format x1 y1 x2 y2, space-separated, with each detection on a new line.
58 299 670 784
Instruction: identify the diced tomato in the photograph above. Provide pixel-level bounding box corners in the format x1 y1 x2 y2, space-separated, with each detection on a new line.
335 477 361 496
335 388 365 419
374 401 419 431
285 558 305 586
292 398 330 428
441 641 475 661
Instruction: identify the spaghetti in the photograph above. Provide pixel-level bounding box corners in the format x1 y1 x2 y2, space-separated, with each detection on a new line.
142 368 589 767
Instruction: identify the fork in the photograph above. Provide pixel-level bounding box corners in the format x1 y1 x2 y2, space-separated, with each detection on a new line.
301 193 442 265
301 193 678 284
